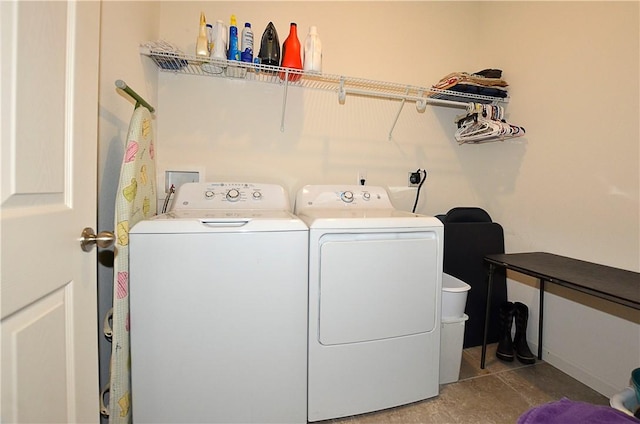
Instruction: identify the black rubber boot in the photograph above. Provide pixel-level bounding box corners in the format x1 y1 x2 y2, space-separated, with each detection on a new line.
495 301 515 362
514 302 536 364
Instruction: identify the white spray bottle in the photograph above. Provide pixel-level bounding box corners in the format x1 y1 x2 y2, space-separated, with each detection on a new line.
303 26 322 73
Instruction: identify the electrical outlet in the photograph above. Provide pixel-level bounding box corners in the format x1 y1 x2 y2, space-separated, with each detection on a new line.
165 170 199 193
408 171 422 187
358 170 367 186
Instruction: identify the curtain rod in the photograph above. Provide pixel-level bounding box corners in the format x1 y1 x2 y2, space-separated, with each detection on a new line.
115 79 155 113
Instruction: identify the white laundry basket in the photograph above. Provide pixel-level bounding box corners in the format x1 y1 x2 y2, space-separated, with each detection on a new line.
442 273 471 319
440 273 471 384
440 314 469 384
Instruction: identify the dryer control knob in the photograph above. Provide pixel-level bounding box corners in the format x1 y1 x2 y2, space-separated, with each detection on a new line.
226 188 240 201
362 192 371 200
252 191 262 200
341 191 354 203
205 190 215 198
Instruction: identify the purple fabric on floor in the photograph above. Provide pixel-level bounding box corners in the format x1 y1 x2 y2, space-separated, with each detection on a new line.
517 398 639 424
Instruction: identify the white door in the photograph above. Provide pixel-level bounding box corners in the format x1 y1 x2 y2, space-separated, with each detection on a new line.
1 1 101 423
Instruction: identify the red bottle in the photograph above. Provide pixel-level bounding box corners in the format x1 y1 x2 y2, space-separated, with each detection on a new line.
279 23 302 82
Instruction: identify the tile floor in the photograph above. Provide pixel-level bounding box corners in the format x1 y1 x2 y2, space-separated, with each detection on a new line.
322 343 609 423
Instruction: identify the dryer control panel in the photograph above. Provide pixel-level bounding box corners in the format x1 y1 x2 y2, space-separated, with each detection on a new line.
172 182 291 210
296 185 394 210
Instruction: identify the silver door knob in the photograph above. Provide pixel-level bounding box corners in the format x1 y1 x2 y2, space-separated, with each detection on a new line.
80 227 115 252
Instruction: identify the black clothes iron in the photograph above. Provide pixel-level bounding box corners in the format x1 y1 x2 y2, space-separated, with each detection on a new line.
258 22 280 67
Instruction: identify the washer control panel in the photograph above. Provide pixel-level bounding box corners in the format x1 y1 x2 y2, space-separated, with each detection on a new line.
296 185 394 210
173 182 290 210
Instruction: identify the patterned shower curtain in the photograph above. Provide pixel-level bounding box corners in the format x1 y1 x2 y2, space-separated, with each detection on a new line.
106 106 157 423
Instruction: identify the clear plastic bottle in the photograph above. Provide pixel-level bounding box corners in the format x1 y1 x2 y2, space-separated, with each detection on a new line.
303 26 322 73
206 23 214 53
241 22 254 63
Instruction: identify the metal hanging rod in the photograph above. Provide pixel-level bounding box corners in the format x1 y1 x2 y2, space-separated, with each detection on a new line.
115 79 155 113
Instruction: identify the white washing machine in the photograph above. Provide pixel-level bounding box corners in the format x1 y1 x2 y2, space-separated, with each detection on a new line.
129 182 308 424
295 185 443 422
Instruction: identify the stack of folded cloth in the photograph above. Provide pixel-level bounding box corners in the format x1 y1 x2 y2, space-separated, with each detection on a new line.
429 69 508 102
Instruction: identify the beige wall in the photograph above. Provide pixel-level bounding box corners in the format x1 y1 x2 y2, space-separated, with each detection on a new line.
477 1 639 396
98 1 639 398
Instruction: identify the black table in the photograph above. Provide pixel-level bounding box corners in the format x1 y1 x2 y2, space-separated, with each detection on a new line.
481 252 640 369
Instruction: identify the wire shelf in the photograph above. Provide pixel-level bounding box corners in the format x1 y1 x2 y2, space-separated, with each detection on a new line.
141 48 508 107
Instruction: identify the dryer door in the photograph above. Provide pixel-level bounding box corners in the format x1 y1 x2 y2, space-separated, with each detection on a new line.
318 231 439 345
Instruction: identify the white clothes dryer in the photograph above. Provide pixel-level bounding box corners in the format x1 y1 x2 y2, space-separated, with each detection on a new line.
295 185 444 422
129 182 308 424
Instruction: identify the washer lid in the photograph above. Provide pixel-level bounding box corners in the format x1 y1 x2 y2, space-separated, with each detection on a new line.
131 209 307 233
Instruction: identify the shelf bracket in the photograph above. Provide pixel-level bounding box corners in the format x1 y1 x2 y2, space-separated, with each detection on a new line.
280 70 290 132
388 87 410 141
415 90 427 113
338 77 346 105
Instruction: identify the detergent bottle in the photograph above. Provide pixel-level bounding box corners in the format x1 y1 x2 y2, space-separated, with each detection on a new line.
279 22 302 81
227 14 240 61
210 20 228 60
241 22 254 63
303 26 322 73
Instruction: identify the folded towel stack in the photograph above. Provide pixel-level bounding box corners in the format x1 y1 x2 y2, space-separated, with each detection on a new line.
429 69 509 103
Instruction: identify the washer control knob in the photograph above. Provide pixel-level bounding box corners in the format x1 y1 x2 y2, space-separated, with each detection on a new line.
252 191 262 200
205 190 215 198
362 192 371 200
226 188 240 201
341 191 354 203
